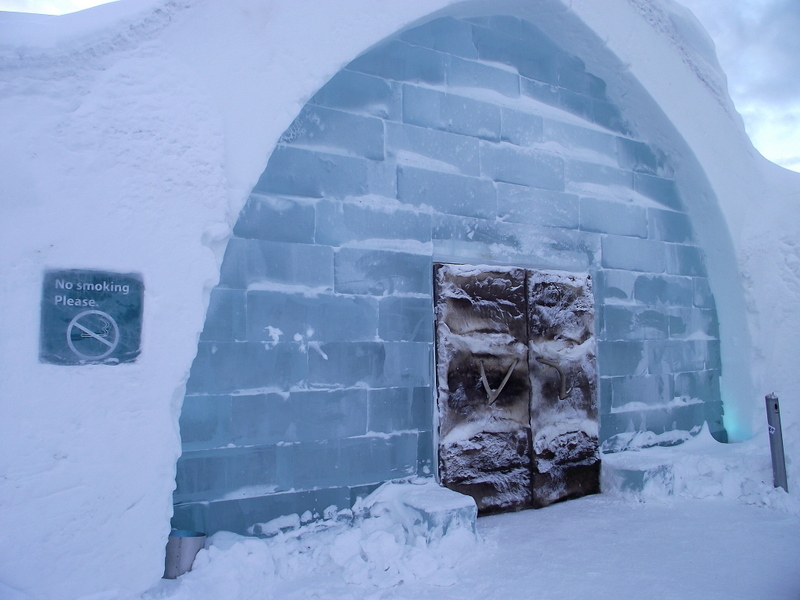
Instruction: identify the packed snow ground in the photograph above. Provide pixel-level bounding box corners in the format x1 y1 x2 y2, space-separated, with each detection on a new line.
145 428 800 600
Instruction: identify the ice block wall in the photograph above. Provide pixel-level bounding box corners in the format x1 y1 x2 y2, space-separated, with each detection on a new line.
173 15 724 535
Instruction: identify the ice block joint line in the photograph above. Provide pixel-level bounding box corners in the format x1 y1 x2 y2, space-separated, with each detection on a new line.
535 356 570 400
479 358 518 405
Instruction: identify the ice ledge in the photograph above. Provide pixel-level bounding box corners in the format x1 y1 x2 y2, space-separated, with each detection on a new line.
601 452 675 498
362 478 478 543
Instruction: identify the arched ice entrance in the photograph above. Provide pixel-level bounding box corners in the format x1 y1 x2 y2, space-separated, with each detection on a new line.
172 6 734 535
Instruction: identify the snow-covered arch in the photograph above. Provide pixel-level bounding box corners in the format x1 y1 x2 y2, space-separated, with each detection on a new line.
174 0 751 536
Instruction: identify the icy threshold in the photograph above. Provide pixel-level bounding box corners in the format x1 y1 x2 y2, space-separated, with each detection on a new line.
146 434 800 600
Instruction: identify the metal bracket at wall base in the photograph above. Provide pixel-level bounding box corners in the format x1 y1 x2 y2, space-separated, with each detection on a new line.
765 393 788 492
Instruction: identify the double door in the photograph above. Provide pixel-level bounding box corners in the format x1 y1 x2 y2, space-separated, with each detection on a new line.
434 264 599 513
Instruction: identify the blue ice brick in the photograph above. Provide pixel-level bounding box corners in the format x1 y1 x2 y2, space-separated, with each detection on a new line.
544 119 617 157
387 121 481 176
279 105 385 161
706 339 721 371
467 15 526 39
175 446 278 500
412 388 433 431
609 374 674 409
379 296 433 342
310 69 401 120
500 108 544 147
598 376 613 414
179 395 229 448
350 483 384 506
170 502 206 534
595 269 635 303
218 238 333 291
480 143 564 190
674 370 720 402
667 309 686 338
432 214 600 272
246 291 379 342
520 76 560 107
648 208 693 243
646 340 707 375
705 401 727 442
334 248 432 296
496 182 578 228
290 389 368 442
307 342 386 387
602 236 665 273
471 24 559 84
342 433 419 484
225 446 279 493
200 289 246 342
634 173 683 210
666 244 707 277
316 199 432 247
599 412 635 443
367 159 398 199
403 85 501 141
602 306 669 341
417 431 434 475
382 342 432 388
668 308 719 339
368 387 431 432
186 342 308 394
597 341 646 377
201 487 352 537
580 197 647 238
565 159 633 188
601 403 705 444
556 55 606 99
592 99 628 134
397 166 496 219
693 277 714 308
633 274 693 306
616 138 666 175
276 440 342 490
623 403 704 435
557 89 593 121
255 146 390 200
348 40 446 85
230 393 293 446
232 194 315 244
399 17 478 59
554 54 584 90
432 214 522 251
446 55 520 98
174 450 226 499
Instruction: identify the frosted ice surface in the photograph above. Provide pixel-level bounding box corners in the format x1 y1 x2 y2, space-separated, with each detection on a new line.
364 478 477 543
403 84 501 141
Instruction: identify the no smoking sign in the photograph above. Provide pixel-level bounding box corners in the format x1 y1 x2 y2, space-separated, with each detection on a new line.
40 270 143 365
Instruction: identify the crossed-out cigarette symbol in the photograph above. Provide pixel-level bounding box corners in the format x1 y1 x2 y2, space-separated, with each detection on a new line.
67 310 120 360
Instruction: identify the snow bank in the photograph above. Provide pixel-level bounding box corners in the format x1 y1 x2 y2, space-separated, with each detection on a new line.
603 424 800 516
144 479 478 599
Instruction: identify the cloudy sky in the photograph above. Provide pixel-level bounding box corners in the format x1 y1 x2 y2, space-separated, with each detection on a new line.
2 0 798 173
680 0 800 172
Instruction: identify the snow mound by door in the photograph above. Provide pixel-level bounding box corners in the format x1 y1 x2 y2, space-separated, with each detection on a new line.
145 478 478 598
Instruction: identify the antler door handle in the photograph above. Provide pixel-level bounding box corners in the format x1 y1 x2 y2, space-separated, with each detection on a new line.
479 358 518 405
535 356 570 400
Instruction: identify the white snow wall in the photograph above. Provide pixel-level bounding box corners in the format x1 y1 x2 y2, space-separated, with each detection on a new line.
2 0 790 598
174 11 726 535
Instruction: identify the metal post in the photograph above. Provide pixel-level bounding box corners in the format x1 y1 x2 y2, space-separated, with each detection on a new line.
765 393 788 492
